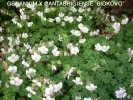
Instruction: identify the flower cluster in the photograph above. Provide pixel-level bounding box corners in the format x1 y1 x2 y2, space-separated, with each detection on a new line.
43 82 63 99
115 87 127 99
26 68 36 79
31 53 41 62
86 84 97 92
71 30 81 37
8 54 19 63
67 43 79 55
38 46 49 54
7 66 17 74
78 23 89 33
0 3 132 100
112 22 121 34
90 30 99 36
72 77 83 85
26 86 36 97
52 47 60 57
10 76 23 86
95 43 110 52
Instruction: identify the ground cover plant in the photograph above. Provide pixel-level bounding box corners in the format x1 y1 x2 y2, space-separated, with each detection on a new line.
0 0 133 100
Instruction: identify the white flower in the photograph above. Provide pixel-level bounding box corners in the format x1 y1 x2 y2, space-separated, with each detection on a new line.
17 22 22 27
83 27 89 33
22 60 29 68
27 22 33 27
8 54 19 63
19 9 27 20
84 98 92 100
79 38 86 44
44 78 50 84
29 48 34 54
67 67 76 79
44 82 63 98
55 17 61 23
7 66 17 74
64 51 68 56
76 43 79 46
32 79 41 87
86 84 97 92
7 36 12 41
43 17 47 21
15 37 20 45
7 37 12 46
44 7 51 13
52 65 57 71
22 33 28 38
12 18 17 24
95 43 102 51
105 14 109 22
59 34 63 41
78 8 84 13
31 53 41 62
42 97 55 100
128 48 133 56
78 23 89 33
8 47 14 53
52 47 60 57
61 22 65 26
58 13 64 18
75 96 81 100
37 11 43 18
49 18 54 23
101 45 110 52
77 16 83 22
20 13 27 20
64 16 74 23
26 86 36 97
87 8 91 12
70 30 81 37
45 85 54 97
26 86 32 92
38 46 49 54
49 41 54 47
95 43 110 52
112 22 120 33
78 23 84 29
0 27 2 32
89 16 93 20
68 16 74 23
70 46 79 55
111 16 115 21
90 30 99 36
96 7 104 14
0 48 5 53
26 68 36 79
10 76 23 86
24 43 31 49
115 87 127 99
0 36 4 42
54 82 63 92
71 7 77 12
72 77 83 85
19 8 24 14
121 18 129 25
67 43 73 49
